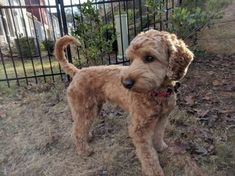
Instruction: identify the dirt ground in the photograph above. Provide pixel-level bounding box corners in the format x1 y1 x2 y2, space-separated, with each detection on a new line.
198 1 235 55
0 53 234 176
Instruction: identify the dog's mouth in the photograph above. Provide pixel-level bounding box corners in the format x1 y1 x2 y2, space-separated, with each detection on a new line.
124 79 159 93
121 72 164 93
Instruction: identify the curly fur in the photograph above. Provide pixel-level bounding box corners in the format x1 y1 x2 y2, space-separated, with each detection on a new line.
55 29 194 176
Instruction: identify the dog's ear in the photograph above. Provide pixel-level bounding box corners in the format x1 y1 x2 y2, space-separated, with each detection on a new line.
164 34 194 81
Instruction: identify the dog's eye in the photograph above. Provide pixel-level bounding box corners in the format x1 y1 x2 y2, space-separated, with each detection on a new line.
144 56 155 63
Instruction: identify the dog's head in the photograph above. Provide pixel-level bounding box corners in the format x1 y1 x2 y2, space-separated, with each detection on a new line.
121 29 194 92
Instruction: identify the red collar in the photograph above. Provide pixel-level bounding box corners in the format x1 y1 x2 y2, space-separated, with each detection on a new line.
150 82 180 98
150 88 173 97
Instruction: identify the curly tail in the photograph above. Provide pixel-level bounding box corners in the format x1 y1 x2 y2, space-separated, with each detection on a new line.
54 35 81 77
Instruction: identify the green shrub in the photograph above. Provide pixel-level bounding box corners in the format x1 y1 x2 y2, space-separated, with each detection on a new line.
171 7 207 39
144 0 164 25
42 40 55 56
15 37 38 58
171 0 233 40
72 0 116 65
145 0 232 47
39 42 45 51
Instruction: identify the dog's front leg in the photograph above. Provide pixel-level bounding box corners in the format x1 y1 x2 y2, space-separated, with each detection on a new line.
153 115 169 152
129 116 164 176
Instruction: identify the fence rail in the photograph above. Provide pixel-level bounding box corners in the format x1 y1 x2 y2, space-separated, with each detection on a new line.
0 0 178 87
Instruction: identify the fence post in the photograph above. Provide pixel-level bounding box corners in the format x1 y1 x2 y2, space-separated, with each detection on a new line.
115 14 128 62
57 0 73 82
58 0 73 64
55 0 64 37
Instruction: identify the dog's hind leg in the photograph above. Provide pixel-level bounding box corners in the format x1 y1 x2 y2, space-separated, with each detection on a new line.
68 90 101 157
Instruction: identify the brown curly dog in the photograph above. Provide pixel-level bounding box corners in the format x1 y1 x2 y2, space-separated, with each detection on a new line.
55 29 194 176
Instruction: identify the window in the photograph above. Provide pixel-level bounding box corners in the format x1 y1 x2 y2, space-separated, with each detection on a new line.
0 18 3 35
5 9 14 37
30 0 39 5
13 10 20 32
0 9 4 35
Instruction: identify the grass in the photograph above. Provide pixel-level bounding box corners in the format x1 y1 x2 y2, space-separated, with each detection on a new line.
0 82 141 176
0 83 204 176
0 56 61 80
0 82 234 176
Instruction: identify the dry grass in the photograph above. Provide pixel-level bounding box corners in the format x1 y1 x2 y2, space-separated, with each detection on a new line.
0 57 60 80
0 82 141 176
0 82 233 176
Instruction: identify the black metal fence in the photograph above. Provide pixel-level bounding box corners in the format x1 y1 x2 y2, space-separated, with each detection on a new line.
0 0 178 87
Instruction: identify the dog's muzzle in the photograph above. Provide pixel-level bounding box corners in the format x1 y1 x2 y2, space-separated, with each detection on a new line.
122 79 135 89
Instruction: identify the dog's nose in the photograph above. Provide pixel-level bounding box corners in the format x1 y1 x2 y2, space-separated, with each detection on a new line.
122 79 135 89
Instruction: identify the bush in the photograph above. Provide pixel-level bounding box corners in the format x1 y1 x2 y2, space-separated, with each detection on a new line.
171 0 233 40
72 0 116 65
15 37 38 58
42 40 55 56
171 7 207 39
145 0 232 48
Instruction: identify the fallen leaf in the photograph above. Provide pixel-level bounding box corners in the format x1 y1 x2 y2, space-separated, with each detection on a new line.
195 145 208 156
224 85 235 92
198 110 209 118
0 111 6 118
219 109 235 114
212 80 223 86
193 108 210 118
184 95 195 106
203 93 212 101
207 71 214 75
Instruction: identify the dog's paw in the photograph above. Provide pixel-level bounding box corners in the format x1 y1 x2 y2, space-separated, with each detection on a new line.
87 131 94 143
77 146 94 157
142 167 164 176
80 149 94 157
83 148 94 157
155 141 168 153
